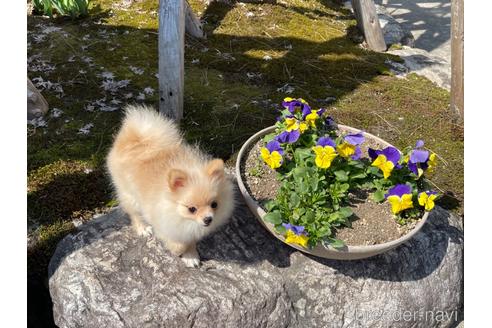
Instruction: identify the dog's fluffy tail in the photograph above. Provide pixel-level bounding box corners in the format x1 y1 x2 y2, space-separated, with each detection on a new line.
111 104 182 160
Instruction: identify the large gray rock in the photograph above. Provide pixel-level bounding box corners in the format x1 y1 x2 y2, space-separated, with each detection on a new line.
387 47 451 90
49 198 463 328
343 1 415 47
375 5 415 47
27 77 49 120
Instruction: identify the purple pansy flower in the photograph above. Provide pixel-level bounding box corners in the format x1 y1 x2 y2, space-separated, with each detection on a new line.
408 140 430 175
301 104 312 119
344 132 365 146
408 162 418 175
422 190 438 196
275 130 300 144
410 149 430 163
282 99 302 113
282 98 311 116
385 184 412 199
344 132 365 160
369 146 401 165
282 223 307 235
317 136 336 147
265 140 284 155
352 146 362 160
317 108 326 117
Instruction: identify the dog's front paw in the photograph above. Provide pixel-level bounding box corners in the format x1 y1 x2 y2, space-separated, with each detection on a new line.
181 247 201 268
134 223 153 237
141 226 153 237
181 256 201 268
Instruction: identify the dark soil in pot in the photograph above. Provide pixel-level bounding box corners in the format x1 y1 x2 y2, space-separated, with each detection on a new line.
240 138 421 246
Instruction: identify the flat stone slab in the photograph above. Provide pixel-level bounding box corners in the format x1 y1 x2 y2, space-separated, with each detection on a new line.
375 0 451 63
387 47 451 90
49 195 463 328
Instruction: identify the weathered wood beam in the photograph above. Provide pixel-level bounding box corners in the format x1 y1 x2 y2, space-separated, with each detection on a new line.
351 0 386 52
451 0 464 121
158 0 185 122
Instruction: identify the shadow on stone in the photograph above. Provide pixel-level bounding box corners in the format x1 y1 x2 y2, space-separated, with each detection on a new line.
49 194 463 282
308 206 463 281
198 198 296 268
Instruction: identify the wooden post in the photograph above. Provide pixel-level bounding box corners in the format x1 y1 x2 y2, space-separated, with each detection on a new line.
351 0 363 31
451 0 464 121
158 0 185 121
351 0 386 52
185 1 205 39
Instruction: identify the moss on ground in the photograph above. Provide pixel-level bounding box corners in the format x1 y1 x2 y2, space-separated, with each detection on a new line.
27 0 462 326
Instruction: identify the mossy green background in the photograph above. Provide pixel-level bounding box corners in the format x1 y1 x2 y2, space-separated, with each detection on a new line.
27 0 463 326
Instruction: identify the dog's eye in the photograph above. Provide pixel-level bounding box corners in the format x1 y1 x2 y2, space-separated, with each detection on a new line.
211 201 218 209
188 206 197 213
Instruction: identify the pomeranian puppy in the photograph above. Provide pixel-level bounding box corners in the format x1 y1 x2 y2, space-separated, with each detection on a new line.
107 105 234 267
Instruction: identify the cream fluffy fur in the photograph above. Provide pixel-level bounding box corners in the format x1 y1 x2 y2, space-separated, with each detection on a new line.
106 105 235 267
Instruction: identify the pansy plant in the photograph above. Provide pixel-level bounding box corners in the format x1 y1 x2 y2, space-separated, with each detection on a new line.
260 140 284 169
259 97 439 248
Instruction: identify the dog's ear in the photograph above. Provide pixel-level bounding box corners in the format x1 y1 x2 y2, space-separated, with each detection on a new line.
168 169 187 191
206 159 224 180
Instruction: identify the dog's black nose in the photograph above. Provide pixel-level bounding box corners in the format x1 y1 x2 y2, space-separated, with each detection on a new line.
203 216 213 226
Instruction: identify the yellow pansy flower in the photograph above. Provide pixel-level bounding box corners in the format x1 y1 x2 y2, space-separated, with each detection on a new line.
387 194 414 214
261 147 283 169
312 145 337 169
285 230 309 248
418 192 437 211
372 154 395 179
337 142 356 158
285 117 299 132
299 122 308 133
305 110 319 128
427 153 437 174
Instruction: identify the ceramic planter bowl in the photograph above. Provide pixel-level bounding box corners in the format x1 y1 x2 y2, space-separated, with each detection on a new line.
235 125 429 260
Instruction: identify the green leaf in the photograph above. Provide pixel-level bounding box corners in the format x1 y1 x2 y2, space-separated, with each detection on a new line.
304 210 315 223
293 167 308 179
274 224 287 235
348 160 365 169
328 212 341 222
327 237 346 249
290 194 300 208
367 166 380 175
317 225 331 237
350 172 367 180
372 190 385 202
263 211 282 225
339 207 353 218
310 176 319 192
281 109 291 117
264 200 276 212
340 183 350 192
334 170 349 182
360 181 375 189
263 133 276 143
294 148 312 161
298 181 309 193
